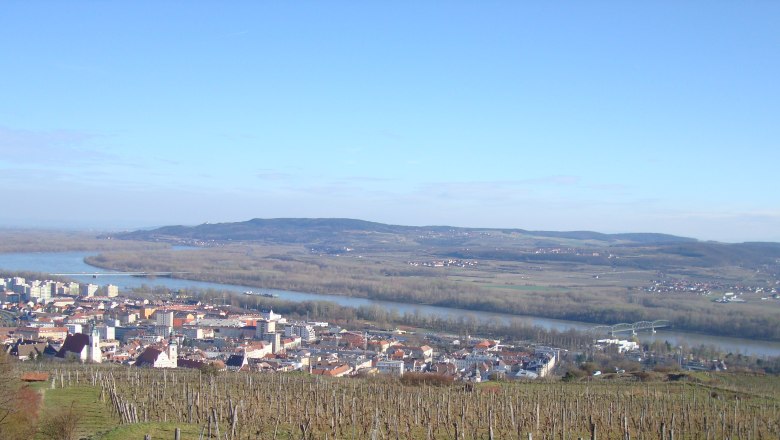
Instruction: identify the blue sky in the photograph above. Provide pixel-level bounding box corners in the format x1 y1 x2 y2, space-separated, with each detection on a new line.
1 2 779 242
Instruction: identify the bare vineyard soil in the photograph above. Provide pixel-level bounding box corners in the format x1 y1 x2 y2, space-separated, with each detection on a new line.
30 365 780 439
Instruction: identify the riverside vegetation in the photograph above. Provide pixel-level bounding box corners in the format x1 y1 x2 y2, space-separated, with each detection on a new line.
84 240 780 342
2 223 779 341
8 362 780 440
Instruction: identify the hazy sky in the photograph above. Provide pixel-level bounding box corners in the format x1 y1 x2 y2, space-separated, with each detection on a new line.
1 2 779 242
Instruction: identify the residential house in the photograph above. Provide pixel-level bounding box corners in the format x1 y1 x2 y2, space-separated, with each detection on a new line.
310 361 352 377
16 326 68 341
7 340 47 361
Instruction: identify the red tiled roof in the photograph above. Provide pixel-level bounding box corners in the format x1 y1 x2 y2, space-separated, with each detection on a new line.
20 372 49 382
177 358 207 369
311 363 351 377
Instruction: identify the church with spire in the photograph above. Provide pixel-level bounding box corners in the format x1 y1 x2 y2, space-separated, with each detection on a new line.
54 322 102 363
133 330 178 368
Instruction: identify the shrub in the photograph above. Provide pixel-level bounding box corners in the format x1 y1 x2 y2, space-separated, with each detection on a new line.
400 372 455 387
38 402 82 440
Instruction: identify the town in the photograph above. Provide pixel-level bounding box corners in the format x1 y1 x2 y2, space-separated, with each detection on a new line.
1 276 561 381
643 275 780 302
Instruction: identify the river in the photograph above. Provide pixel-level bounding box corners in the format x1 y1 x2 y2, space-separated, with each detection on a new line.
2 250 780 357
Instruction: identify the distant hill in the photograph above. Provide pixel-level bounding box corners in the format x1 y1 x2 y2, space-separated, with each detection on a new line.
116 217 696 247
111 218 780 268
118 218 412 244
512 230 696 244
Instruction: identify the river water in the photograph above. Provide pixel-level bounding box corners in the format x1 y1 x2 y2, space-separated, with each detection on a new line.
2 250 779 357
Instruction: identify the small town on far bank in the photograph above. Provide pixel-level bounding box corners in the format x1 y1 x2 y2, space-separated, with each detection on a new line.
3 275 771 381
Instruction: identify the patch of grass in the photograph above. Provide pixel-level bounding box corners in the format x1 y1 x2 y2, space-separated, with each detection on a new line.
99 422 202 440
482 284 556 292
37 386 119 440
676 371 716 384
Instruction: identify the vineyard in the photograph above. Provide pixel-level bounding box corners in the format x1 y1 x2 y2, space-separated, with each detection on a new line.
25 365 780 440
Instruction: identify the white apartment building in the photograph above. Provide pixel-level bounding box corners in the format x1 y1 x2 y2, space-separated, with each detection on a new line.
285 323 316 342
376 360 405 376
80 283 99 297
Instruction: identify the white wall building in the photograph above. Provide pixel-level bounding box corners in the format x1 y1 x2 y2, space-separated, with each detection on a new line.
155 310 174 327
285 323 316 342
453 354 499 371
260 309 281 322
376 360 405 376
80 283 99 297
106 284 119 297
97 325 115 341
66 323 83 334
596 339 639 354
256 319 277 339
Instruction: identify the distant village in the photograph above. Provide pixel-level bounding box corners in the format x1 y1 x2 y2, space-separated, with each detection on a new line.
644 276 780 303
1 276 561 381
407 259 478 268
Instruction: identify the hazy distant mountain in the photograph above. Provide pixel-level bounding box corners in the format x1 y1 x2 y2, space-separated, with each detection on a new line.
111 217 780 269
116 217 696 247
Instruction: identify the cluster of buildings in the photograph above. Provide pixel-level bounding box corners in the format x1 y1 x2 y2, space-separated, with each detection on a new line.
407 259 478 268
645 276 779 299
1 276 559 381
0 277 118 303
595 338 640 354
533 248 616 259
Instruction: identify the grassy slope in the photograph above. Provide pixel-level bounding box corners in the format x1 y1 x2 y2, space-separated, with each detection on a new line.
100 422 202 440
35 384 204 440
36 385 119 440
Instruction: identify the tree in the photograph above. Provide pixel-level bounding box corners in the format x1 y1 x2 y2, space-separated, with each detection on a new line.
200 362 221 379
0 350 18 428
0 350 40 440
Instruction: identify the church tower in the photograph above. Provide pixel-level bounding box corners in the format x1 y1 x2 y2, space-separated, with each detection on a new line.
167 331 178 368
88 324 102 363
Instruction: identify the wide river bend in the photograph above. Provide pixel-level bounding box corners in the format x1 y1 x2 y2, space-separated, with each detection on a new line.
1 251 779 357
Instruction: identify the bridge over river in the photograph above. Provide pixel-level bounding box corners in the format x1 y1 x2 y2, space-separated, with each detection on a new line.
589 320 671 337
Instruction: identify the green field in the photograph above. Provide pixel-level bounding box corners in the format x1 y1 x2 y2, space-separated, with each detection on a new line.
34 383 204 440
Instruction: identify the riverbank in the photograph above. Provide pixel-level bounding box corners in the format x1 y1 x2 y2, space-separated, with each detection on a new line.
2 250 780 356
83 248 780 344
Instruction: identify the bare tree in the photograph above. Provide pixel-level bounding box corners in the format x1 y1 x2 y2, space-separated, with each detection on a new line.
0 350 18 428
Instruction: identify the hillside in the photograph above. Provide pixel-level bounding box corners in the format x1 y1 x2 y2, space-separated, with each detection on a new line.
116 217 696 247
115 218 780 268
27 365 780 440
90 219 780 340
